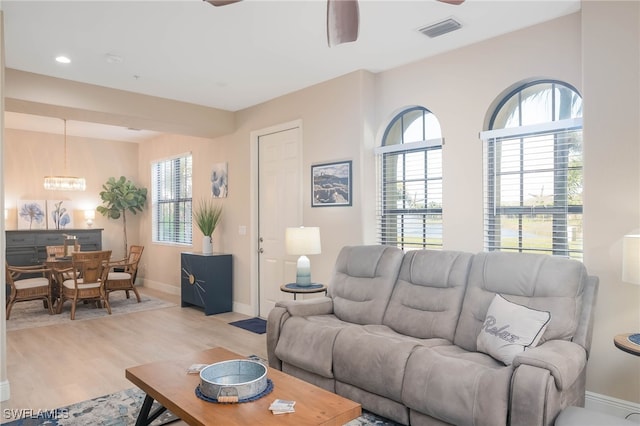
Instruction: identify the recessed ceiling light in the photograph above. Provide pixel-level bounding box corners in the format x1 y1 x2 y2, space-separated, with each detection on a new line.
55 56 71 64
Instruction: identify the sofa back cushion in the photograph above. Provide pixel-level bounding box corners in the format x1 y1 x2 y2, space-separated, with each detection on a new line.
383 249 473 340
454 251 588 352
329 245 403 325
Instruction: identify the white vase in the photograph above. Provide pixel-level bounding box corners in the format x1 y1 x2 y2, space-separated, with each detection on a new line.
202 235 213 255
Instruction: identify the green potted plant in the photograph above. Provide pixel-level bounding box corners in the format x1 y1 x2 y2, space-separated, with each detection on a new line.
97 176 147 256
193 198 223 254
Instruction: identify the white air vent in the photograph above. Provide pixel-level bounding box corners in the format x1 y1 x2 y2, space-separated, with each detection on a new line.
418 18 462 38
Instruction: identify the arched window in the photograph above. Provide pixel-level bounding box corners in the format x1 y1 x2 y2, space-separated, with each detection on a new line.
480 80 583 259
376 107 443 250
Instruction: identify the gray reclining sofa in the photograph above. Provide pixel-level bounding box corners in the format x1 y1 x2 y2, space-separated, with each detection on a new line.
267 245 599 425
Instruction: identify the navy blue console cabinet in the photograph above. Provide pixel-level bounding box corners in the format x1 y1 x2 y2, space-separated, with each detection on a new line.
180 252 232 315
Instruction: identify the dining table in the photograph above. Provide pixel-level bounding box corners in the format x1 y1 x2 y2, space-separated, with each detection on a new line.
44 256 76 311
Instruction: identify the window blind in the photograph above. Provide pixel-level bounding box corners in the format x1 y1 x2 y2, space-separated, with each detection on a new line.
377 143 443 250
481 119 583 259
152 153 193 245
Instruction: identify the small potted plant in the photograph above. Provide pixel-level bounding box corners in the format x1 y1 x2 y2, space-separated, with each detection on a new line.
193 198 223 254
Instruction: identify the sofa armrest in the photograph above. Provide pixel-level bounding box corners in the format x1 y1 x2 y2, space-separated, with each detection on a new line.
267 307 289 369
512 340 586 390
275 296 334 317
267 297 334 370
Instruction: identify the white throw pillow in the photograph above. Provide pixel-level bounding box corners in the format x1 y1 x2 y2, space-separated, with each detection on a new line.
477 294 551 365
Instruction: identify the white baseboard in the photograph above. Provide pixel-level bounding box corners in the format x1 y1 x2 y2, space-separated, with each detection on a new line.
0 379 10 402
142 281 255 317
141 279 180 296
586 391 640 423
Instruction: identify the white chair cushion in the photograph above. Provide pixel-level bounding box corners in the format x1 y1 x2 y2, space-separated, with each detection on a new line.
108 272 132 280
15 278 49 289
62 279 101 290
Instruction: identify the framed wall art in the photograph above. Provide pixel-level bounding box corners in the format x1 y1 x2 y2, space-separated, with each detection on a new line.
211 162 228 198
47 200 74 230
311 160 352 207
17 200 47 230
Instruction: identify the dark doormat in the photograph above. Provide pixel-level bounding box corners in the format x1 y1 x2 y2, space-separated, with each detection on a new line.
229 317 267 334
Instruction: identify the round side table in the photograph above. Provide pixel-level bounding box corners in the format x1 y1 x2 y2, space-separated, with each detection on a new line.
280 283 327 300
614 333 640 356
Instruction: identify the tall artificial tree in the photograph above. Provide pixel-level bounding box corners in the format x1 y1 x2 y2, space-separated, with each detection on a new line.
97 176 147 255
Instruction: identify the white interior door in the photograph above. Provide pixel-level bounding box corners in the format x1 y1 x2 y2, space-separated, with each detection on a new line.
258 126 302 317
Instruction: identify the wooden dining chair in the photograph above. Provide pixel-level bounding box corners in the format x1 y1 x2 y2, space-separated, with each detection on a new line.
46 242 81 259
56 250 112 320
105 245 144 303
46 244 81 280
5 262 54 319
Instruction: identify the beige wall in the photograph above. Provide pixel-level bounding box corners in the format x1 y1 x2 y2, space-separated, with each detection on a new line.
581 1 640 403
4 128 141 260
136 133 225 294
374 13 582 254
137 70 374 312
2 1 639 405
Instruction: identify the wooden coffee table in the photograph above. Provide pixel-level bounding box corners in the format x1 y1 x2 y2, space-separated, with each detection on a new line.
125 347 361 425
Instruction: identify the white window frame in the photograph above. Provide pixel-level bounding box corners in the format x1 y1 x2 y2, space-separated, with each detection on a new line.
376 107 444 251
481 81 584 260
151 153 193 246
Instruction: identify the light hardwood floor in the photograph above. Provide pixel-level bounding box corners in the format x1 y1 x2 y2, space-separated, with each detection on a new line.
2 287 267 419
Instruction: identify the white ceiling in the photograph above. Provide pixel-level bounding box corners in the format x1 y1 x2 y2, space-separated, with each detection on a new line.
1 0 581 141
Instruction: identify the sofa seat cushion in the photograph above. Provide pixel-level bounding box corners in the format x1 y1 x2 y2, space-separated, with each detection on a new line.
402 346 512 426
362 325 452 348
333 325 424 402
274 314 350 378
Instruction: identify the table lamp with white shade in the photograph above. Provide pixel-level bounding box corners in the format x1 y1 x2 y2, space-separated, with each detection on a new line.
285 226 321 287
622 234 640 347
84 209 95 228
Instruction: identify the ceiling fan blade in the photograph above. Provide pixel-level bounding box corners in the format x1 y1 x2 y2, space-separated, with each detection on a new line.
327 0 359 47
437 0 465 4
204 0 242 6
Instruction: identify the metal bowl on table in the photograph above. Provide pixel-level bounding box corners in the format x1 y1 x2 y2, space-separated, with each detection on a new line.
199 359 267 403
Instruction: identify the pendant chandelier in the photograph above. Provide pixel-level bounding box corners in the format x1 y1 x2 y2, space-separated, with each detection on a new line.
43 119 86 191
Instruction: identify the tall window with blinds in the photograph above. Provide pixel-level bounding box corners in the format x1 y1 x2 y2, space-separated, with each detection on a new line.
481 81 583 259
151 153 193 245
376 107 443 250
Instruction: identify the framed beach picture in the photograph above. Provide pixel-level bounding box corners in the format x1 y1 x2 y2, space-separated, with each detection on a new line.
47 200 74 230
17 200 47 230
311 160 352 207
211 162 228 198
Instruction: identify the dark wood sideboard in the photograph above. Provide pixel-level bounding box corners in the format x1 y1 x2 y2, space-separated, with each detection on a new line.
5 229 103 267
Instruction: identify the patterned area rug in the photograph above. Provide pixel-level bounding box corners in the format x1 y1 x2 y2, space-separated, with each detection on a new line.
1 387 402 425
6 291 175 331
1 388 178 426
